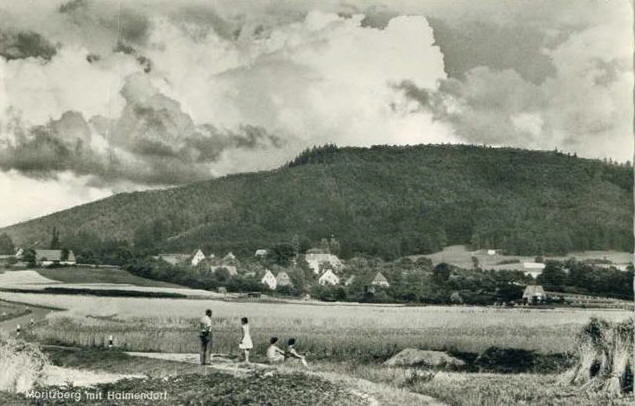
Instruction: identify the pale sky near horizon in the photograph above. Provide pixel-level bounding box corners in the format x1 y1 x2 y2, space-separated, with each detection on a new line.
0 0 633 227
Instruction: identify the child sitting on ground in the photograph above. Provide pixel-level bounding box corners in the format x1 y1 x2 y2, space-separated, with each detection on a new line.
266 337 285 363
286 338 309 369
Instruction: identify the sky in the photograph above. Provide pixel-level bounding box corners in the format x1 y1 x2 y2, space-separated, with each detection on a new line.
0 0 633 227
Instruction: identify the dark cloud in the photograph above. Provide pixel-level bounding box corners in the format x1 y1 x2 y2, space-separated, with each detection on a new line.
113 41 152 73
0 75 284 185
0 30 57 61
58 0 86 14
427 17 559 85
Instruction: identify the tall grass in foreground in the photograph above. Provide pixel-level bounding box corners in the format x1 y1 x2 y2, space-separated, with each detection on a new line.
0 333 49 393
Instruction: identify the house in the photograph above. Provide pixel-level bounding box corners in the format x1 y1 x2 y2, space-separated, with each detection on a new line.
522 262 546 278
210 265 238 277
371 272 390 287
523 262 546 270
14 248 23 259
487 249 497 256
156 253 190 266
255 249 268 257
224 252 237 263
344 275 356 286
261 270 277 290
523 285 546 304
276 271 293 287
191 249 206 266
304 252 343 274
34 249 76 266
318 269 340 286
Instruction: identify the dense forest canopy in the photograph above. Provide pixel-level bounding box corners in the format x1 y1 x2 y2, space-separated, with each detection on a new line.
1 144 632 260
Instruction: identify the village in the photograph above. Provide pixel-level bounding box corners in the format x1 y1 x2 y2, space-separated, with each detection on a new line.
1 240 631 309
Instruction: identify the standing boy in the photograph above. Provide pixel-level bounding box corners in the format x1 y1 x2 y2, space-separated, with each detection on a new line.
199 309 213 365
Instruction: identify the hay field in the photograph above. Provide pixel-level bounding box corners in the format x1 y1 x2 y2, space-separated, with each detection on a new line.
1 292 630 359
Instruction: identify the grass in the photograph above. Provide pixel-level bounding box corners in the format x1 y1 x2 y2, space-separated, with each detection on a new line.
0 303 31 322
36 267 183 288
296 361 635 406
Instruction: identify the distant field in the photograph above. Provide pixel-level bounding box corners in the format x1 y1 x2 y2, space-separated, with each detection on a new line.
415 245 632 269
0 292 630 358
36 267 183 288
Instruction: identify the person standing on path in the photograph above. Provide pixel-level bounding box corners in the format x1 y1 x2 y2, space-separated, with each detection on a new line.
239 317 253 363
199 309 213 365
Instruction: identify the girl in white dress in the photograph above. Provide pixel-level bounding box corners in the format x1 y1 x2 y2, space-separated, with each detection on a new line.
239 317 253 363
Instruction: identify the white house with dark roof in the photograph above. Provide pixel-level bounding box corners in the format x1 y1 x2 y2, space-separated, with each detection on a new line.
318 269 340 286
371 272 390 287
523 285 546 303
34 249 76 266
191 249 206 266
261 269 277 290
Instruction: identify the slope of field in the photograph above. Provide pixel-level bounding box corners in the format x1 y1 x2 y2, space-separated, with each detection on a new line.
0 269 219 298
1 145 632 258
36 267 183 288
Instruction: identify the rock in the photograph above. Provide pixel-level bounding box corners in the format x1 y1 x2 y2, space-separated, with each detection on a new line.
384 349 465 368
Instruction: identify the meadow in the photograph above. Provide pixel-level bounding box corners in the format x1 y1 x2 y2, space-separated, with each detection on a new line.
0 292 630 360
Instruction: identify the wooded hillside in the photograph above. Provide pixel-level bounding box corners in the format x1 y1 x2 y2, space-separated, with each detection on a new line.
2 144 632 259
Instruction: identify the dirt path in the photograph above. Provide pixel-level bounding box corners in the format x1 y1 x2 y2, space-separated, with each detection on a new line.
0 305 51 335
126 352 445 406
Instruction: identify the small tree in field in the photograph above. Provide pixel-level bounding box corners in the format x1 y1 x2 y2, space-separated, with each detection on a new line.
0 234 14 255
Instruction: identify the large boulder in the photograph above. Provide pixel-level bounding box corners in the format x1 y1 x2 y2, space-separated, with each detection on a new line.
384 349 465 368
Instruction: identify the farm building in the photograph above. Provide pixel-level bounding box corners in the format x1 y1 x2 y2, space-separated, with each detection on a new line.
210 265 238 277
254 249 268 257
371 272 390 287
261 270 277 290
276 271 293 287
523 285 546 303
224 252 237 263
344 275 356 286
191 249 206 266
34 249 76 266
305 252 343 274
156 253 190 265
318 269 340 286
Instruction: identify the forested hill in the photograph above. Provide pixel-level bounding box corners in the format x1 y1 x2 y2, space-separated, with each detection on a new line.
2 144 633 259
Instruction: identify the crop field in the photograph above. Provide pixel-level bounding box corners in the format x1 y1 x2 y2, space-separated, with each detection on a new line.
1 292 630 360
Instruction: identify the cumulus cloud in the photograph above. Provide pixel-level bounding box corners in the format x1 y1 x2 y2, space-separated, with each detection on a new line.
0 73 284 185
396 1 633 161
0 8 454 188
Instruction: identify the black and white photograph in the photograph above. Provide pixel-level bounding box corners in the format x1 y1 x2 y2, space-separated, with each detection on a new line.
0 0 633 405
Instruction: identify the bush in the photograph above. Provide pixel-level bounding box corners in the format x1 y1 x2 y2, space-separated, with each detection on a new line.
476 347 536 373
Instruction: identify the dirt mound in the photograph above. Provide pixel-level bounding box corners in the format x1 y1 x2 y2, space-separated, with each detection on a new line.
384 349 465 368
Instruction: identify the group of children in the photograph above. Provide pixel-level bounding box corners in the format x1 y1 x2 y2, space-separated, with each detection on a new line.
200 309 309 368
